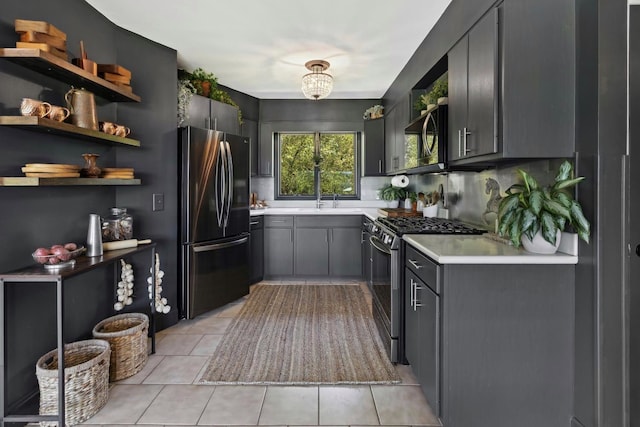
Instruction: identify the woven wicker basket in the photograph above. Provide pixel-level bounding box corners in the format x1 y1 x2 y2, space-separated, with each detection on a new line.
36 339 110 426
92 312 149 381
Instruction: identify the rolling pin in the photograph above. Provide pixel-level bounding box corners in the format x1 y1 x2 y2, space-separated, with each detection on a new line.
103 239 151 251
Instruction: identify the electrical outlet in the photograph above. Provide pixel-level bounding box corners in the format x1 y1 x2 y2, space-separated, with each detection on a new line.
152 193 164 211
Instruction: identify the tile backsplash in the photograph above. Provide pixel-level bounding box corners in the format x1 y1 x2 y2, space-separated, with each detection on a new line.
250 158 565 219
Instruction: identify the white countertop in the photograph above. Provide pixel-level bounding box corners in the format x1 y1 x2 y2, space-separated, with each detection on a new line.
403 234 578 265
250 207 379 220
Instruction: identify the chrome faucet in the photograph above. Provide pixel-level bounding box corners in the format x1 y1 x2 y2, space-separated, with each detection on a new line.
316 195 323 209
332 194 338 208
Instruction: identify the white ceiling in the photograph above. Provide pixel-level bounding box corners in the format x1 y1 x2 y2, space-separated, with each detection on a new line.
85 0 451 99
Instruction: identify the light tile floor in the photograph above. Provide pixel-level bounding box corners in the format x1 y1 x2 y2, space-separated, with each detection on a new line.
82 281 441 427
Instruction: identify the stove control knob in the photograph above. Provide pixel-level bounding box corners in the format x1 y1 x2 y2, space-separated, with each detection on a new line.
372 226 378 233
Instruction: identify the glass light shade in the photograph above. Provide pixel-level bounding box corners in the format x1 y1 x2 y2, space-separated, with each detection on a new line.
301 60 333 100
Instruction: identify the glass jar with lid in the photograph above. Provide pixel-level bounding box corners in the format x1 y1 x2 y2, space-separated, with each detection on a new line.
102 207 133 241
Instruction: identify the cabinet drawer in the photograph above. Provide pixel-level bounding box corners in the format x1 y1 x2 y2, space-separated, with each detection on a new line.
295 215 361 228
405 244 440 294
264 216 293 227
250 215 264 229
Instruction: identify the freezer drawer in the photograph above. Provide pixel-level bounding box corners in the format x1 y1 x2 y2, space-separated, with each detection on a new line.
181 233 250 319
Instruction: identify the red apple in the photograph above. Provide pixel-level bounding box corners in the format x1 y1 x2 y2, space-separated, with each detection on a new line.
51 247 70 261
63 242 77 251
50 245 64 251
33 247 51 264
47 256 60 265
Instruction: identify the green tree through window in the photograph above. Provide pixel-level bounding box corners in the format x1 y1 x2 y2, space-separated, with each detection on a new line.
278 132 358 198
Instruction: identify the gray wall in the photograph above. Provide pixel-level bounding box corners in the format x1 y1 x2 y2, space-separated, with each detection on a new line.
0 0 177 408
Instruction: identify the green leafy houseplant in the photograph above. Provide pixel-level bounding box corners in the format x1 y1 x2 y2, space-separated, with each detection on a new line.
180 68 243 125
379 183 405 202
498 160 591 248
188 67 218 97
426 76 448 105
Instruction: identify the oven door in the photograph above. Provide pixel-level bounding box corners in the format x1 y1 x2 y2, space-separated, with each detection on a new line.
369 235 398 362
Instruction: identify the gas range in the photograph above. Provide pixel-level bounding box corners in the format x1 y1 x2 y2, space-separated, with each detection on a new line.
370 216 486 249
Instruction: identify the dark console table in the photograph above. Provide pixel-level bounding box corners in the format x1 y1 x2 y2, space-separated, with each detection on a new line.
0 243 157 427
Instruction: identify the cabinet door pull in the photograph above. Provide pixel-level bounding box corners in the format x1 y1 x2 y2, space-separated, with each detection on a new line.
378 159 382 174
271 220 286 223
414 283 423 308
250 221 259 225
408 259 423 269
290 229 293 243
458 129 462 158
463 127 472 155
206 117 211 130
214 117 218 131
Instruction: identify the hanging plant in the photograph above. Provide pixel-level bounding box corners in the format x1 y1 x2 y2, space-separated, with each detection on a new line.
177 78 195 126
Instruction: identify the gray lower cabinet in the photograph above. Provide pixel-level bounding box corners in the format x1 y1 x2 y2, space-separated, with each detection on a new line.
295 228 329 276
264 216 294 277
250 216 264 284
405 268 440 417
404 242 574 427
329 227 363 277
264 215 361 279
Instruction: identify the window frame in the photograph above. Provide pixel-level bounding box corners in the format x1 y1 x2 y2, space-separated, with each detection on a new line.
274 130 361 200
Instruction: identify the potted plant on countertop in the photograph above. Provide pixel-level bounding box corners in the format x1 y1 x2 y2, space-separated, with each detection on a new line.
379 183 405 209
497 160 591 254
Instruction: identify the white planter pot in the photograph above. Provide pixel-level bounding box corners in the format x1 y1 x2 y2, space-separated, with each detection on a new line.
386 200 399 208
521 229 561 254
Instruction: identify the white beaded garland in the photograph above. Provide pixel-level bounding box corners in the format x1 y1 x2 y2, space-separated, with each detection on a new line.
114 259 134 311
147 252 171 314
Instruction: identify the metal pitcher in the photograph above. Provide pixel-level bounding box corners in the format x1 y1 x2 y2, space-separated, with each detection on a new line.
65 87 98 130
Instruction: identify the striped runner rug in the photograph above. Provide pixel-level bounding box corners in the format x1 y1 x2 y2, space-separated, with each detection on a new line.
199 284 400 384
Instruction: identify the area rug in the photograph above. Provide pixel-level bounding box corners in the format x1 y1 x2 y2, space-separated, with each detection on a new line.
199 284 400 384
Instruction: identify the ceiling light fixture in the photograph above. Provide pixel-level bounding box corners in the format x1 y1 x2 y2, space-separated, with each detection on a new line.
301 60 333 100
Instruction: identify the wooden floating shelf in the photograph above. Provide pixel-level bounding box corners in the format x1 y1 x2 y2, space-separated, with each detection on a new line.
0 177 141 186
0 48 141 102
0 116 141 147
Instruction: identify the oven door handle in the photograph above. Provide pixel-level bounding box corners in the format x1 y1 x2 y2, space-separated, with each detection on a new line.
369 235 392 255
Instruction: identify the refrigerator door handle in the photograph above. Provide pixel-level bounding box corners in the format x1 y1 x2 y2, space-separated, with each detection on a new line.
193 235 249 253
214 140 224 228
224 140 234 228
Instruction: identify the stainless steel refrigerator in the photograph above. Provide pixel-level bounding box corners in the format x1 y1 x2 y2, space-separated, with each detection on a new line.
179 127 250 319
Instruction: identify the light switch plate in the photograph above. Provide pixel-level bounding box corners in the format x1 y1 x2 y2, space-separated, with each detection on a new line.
153 193 164 211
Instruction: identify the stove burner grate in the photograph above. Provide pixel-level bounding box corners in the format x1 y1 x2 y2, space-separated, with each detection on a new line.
376 216 486 235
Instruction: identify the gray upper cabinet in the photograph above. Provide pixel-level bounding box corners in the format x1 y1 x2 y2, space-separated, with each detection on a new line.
447 1 575 165
384 94 411 174
257 122 274 177
363 118 385 176
448 8 498 162
241 119 259 176
500 0 574 158
384 106 397 173
185 94 239 134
